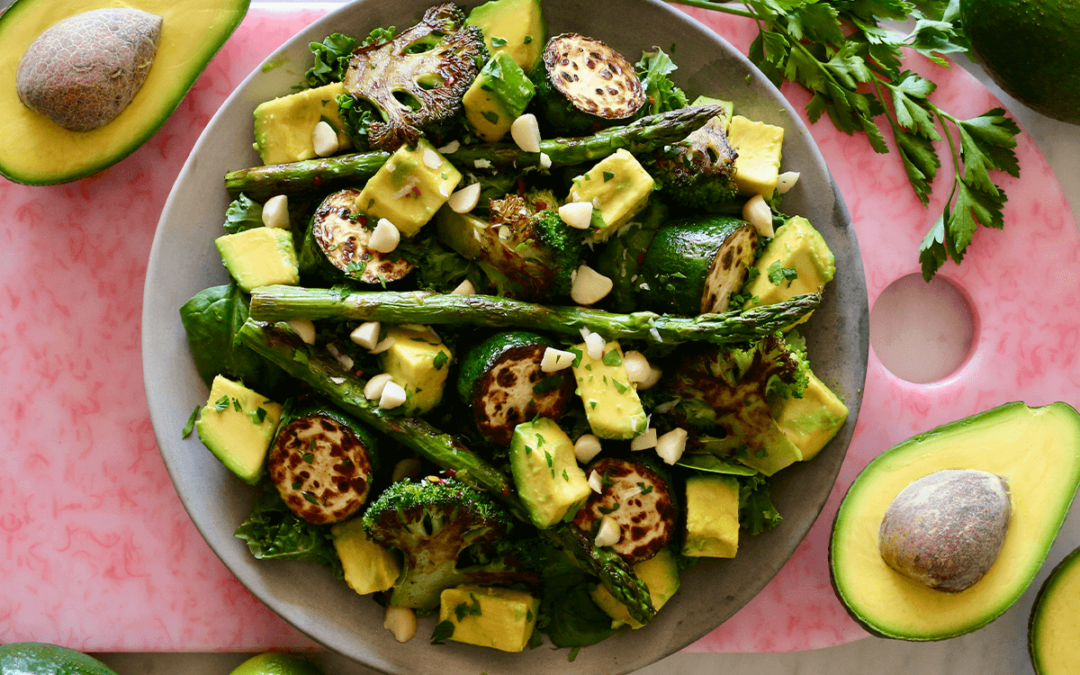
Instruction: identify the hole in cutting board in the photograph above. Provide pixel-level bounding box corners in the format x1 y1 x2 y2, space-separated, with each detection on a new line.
870 274 976 384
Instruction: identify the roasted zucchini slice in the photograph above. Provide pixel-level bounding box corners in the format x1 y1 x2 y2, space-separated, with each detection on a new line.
574 456 677 563
267 398 378 524
540 33 645 122
640 216 758 315
309 188 413 284
457 331 576 446
343 4 486 150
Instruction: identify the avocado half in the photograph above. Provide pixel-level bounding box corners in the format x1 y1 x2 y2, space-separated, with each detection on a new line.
0 642 119 675
829 401 1080 640
0 0 249 185
1029 544 1080 674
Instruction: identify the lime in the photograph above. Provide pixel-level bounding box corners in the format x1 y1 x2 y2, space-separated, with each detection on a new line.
961 0 1080 124
0 643 118 675
230 653 325 675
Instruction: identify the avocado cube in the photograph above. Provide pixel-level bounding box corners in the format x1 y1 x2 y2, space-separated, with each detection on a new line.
590 548 680 629
377 325 452 415
744 216 836 327
463 52 536 142
690 95 734 130
727 115 784 198
439 585 540 653
509 418 592 529
571 340 648 440
466 0 546 74
772 371 849 462
734 419 803 475
331 518 401 595
215 227 299 293
683 475 740 558
195 375 282 485
356 139 462 237
253 82 353 164
567 149 655 242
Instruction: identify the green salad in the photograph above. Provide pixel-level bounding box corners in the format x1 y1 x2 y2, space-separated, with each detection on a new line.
179 0 849 655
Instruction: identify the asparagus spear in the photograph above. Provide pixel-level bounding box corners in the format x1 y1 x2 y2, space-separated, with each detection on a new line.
235 319 656 624
224 105 723 200
249 286 821 345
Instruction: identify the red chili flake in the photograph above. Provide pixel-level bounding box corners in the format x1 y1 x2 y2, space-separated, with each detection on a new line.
636 253 646 265
535 201 548 210
517 177 526 195
500 488 511 497
446 468 457 478
313 176 322 187
357 215 369 227
411 185 421 198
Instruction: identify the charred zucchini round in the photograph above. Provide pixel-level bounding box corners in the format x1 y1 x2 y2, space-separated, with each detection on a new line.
457 331 575 446
574 456 677 563
267 398 378 524
640 216 759 315
310 189 414 284
534 33 645 134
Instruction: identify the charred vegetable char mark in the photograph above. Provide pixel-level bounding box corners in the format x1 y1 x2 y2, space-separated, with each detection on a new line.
310 188 414 283
459 332 575 446
268 408 374 525
343 4 486 150
648 115 741 212
575 456 677 564
543 33 645 121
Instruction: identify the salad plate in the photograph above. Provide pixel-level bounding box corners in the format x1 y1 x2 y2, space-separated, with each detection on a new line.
142 0 868 672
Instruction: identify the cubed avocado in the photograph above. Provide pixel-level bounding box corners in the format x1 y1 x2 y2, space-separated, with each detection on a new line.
331 518 401 595
377 325 452 415
727 115 784 198
571 340 648 440
463 52 536 142
509 417 592 529
356 139 462 238
683 475 740 558
744 216 836 327
465 0 546 74
567 149 655 242
735 420 803 475
690 95 734 130
195 375 282 484
772 371 849 462
439 585 540 653
214 226 299 294
253 82 353 164
590 548 680 629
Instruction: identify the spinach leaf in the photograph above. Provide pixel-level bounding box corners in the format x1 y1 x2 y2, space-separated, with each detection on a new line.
234 480 344 579
179 284 287 395
537 546 618 648
223 194 264 234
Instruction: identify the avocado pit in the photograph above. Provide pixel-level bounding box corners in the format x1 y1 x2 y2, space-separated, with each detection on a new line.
16 8 162 131
878 469 1011 592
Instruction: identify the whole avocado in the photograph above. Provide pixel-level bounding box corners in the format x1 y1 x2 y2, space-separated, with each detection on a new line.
961 0 1080 124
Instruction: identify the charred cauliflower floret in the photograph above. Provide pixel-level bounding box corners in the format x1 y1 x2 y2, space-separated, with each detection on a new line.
532 33 646 135
342 4 486 150
362 476 538 610
648 116 741 212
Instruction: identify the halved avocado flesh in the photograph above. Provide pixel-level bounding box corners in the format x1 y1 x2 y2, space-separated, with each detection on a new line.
830 401 1080 640
1029 545 1080 674
0 0 249 185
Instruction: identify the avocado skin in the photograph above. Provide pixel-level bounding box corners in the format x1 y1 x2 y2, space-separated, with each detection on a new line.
0 643 119 675
961 0 1080 125
829 401 1080 641
1028 544 1080 674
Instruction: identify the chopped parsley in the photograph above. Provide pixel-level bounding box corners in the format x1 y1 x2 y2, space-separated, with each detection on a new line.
454 593 483 621
433 351 449 370
490 36 509 47
603 171 615 182
213 395 230 412
598 503 620 514
767 260 799 286
181 406 200 438
601 349 622 367
532 376 562 394
431 620 455 644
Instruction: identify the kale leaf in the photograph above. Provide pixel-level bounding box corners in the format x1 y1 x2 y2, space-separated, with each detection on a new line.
635 48 688 116
223 194 264 234
738 474 782 536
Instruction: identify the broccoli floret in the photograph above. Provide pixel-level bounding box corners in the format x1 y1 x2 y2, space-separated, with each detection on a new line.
342 4 487 150
660 335 808 458
461 202 585 300
647 116 741 213
362 477 537 610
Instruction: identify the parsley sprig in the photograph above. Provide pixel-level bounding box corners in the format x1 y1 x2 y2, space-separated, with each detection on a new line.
669 0 1020 279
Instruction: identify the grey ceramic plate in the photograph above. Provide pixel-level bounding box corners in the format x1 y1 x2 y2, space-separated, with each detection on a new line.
142 1 868 673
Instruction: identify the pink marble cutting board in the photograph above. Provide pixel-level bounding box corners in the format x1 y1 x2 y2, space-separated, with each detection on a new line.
1 5 1078 655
